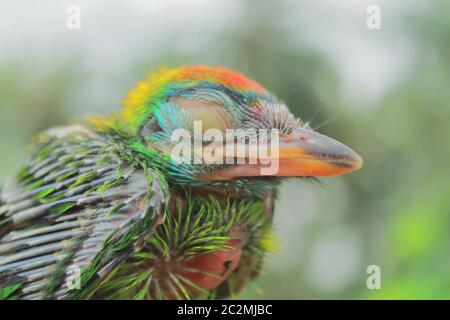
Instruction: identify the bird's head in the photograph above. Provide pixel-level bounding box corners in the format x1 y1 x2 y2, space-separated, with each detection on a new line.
93 66 363 195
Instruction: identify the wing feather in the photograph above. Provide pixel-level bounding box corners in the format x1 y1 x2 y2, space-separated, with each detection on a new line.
0 125 168 299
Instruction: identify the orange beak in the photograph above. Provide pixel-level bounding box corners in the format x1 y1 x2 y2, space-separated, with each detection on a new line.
199 128 363 181
274 128 363 177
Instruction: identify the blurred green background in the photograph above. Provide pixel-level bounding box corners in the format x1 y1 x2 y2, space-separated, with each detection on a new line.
1 0 449 299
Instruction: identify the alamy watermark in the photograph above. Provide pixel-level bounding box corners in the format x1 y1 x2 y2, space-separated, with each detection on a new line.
366 5 381 30
66 5 81 30
170 121 280 176
66 264 81 291
366 265 381 289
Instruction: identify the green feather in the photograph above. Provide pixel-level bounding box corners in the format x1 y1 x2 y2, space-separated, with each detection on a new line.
92 193 271 300
0 283 23 300
34 187 56 200
50 202 77 215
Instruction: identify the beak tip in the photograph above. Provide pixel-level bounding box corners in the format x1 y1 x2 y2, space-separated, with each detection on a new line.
351 154 364 172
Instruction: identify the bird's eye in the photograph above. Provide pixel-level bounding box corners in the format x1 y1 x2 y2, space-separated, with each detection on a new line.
167 96 235 132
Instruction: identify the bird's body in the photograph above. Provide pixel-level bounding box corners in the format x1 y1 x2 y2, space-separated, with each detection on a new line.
0 66 362 299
